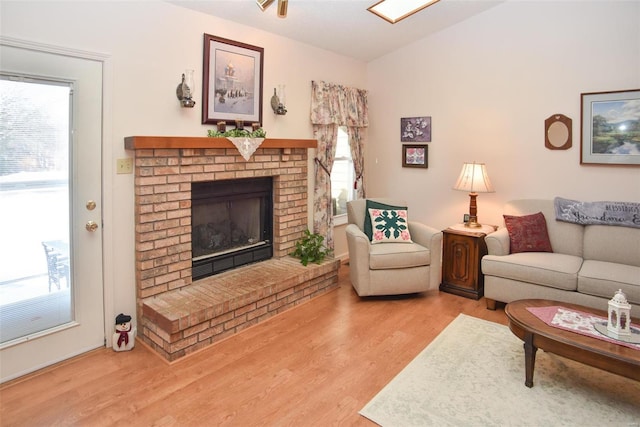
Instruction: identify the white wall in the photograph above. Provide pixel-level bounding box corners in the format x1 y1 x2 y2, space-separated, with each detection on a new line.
2 0 640 318
365 0 640 232
0 1 367 328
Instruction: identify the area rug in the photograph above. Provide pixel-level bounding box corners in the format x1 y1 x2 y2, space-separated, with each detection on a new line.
360 314 640 426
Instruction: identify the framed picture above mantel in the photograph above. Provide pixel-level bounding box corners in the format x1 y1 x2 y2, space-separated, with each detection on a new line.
580 89 640 166
202 34 264 126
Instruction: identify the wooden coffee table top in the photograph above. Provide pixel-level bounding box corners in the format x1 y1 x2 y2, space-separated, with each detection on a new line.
505 299 640 385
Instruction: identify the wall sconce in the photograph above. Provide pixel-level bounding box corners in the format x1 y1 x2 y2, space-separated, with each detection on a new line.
176 70 196 108
270 86 287 115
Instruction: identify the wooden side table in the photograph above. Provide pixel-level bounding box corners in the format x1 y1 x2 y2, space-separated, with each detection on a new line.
440 224 495 300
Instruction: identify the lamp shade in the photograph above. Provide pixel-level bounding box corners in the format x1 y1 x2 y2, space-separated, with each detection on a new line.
453 162 495 193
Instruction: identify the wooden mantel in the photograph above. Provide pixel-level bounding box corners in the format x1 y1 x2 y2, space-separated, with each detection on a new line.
124 136 317 150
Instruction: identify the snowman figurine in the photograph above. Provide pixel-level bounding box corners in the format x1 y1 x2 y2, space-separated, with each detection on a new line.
112 313 136 352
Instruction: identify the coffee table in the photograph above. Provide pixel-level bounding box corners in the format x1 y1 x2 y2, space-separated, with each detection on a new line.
505 299 640 388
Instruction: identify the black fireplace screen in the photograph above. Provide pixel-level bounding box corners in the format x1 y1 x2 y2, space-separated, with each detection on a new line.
192 198 262 257
191 177 273 280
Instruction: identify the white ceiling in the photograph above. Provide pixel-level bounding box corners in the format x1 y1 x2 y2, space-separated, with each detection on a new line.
169 0 503 62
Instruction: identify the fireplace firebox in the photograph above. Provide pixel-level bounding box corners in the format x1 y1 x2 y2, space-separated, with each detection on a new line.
191 177 273 280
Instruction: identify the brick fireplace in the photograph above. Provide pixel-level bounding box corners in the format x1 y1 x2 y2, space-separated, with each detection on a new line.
126 136 340 361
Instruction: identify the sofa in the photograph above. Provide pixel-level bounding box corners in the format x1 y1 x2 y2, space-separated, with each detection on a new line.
345 198 442 296
481 199 640 313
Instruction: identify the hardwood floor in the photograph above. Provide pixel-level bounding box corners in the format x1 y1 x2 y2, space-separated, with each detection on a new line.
0 263 507 426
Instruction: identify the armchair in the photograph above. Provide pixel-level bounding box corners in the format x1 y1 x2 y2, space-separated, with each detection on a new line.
345 198 442 296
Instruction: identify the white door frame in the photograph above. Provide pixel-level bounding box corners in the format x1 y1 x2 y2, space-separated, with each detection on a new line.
0 36 115 380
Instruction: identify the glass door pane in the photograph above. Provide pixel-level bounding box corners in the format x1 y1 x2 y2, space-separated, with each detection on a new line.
0 76 73 344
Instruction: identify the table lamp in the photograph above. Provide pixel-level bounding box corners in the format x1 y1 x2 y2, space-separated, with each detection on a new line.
453 162 495 228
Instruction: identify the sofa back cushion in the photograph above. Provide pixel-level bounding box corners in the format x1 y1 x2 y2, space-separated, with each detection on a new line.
504 199 583 257
583 225 640 267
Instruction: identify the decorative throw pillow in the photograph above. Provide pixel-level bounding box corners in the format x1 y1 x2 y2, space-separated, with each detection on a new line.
368 208 413 244
504 212 553 254
363 200 407 240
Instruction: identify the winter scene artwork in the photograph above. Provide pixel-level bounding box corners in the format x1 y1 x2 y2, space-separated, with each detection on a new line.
203 34 263 125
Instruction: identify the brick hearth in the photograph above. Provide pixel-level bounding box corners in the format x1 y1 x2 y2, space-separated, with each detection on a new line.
128 138 340 361
142 257 339 361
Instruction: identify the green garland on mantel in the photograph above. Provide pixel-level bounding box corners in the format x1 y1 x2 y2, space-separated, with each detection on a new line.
207 128 267 138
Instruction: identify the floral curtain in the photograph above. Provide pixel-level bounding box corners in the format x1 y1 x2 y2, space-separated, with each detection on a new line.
310 81 368 250
312 124 338 249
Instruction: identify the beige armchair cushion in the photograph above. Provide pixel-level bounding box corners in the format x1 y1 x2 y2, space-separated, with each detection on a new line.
369 241 431 270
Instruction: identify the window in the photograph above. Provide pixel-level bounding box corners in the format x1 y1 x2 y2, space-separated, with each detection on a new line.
331 127 356 223
0 75 73 344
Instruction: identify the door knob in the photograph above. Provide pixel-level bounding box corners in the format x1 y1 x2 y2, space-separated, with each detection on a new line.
86 220 98 232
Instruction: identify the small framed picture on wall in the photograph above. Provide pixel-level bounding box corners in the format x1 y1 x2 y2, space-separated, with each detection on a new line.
402 144 428 168
401 117 431 142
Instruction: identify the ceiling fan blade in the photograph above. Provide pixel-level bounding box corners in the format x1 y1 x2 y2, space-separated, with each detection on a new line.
256 0 274 12
277 0 288 18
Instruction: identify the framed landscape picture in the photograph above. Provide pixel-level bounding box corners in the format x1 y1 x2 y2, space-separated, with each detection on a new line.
401 117 431 142
202 34 264 126
402 144 428 168
580 89 640 166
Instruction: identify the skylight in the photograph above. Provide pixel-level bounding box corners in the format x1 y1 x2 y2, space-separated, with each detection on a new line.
368 0 441 24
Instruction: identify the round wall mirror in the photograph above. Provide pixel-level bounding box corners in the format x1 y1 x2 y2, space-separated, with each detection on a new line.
545 114 572 150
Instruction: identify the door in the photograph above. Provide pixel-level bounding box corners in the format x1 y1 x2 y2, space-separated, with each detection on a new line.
0 43 105 383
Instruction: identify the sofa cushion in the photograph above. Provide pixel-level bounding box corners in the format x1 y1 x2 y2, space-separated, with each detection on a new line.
504 200 583 257
504 212 553 253
368 208 412 244
369 242 430 270
583 225 640 267
482 252 582 291
363 200 407 241
578 260 640 305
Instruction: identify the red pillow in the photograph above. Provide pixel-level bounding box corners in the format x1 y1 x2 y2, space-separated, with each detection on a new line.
503 212 553 254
